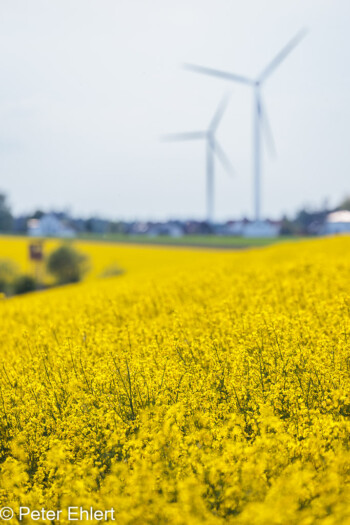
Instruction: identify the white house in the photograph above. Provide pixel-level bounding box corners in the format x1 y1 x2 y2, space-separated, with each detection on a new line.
321 211 350 235
28 214 76 238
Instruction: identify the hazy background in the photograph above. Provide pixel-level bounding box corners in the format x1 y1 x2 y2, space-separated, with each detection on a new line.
0 0 349 221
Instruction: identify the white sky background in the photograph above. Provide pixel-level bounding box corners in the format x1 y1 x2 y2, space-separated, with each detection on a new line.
0 0 349 221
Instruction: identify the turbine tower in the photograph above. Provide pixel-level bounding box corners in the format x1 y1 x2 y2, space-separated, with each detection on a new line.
184 29 307 222
162 94 234 224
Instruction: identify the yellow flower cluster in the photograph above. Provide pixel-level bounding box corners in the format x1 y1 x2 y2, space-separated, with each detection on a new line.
0 236 350 524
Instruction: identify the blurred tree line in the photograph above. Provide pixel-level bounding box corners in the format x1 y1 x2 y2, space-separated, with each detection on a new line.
1 191 350 237
0 193 13 232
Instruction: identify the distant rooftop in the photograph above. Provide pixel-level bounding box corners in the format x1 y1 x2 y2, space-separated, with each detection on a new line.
327 211 350 223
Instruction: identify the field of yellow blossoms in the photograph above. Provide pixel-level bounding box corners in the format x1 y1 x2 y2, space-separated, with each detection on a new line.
0 235 350 524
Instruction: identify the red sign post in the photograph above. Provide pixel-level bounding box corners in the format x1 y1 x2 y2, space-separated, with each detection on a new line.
29 242 44 262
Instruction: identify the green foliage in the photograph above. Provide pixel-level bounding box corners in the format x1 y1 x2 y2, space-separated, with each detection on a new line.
13 275 37 295
0 194 13 233
337 196 350 211
47 244 89 285
31 209 45 220
280 216 297 235
0 259 18 295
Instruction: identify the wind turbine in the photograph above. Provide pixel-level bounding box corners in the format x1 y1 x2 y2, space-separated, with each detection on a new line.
184 29 307 223
162 94 234 224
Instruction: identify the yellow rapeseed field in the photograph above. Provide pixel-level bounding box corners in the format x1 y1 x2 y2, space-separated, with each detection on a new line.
0 236 350 524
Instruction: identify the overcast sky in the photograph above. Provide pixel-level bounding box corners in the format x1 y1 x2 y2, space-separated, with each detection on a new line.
0 0 349 221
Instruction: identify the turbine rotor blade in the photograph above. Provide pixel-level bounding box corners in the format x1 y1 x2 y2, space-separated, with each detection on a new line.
161 131 207 142
258 28 308 82
210 140 234 176
258 92 276 157
184 63 254 86
209 92 231 132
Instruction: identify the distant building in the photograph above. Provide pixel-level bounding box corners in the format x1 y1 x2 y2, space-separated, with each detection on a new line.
127 221 185 237
184 221 213 235
148 223 184 238
242 220 281 238
320 211 350 235
128 222 149 235
220 219 249 236
219 219 281 238
28 213 76 238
